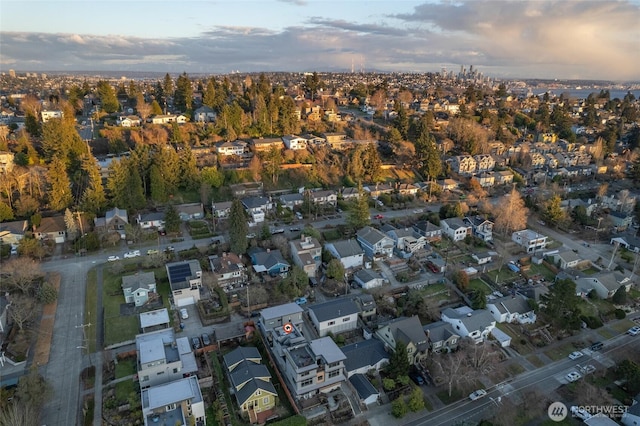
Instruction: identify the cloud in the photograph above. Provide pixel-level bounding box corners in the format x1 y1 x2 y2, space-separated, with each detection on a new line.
1 1 638 80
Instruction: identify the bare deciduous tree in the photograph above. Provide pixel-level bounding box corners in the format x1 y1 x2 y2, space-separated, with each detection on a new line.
0 401 39 426
431 350 469 397
8 294 37 332
2 258 42 294
494 187 529 236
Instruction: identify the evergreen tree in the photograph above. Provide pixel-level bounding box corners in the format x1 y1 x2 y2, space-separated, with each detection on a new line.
364 143 383 183
64 208 78 240
543 194 566 227
96 81 119 113
162 73 174 100
229 199 249 254
178 144 199 190
263 146 283 185
25 112 41 137
106 158 145 211
150 100 163 115
0 201 15 221
150 164 168 203
174 72 193 112
414 129 442 179
387 341 410 378
164 204 180 233
200 166 224 188
347 187 371 230
203 78 217 108
393 102 409 138
542 278 581 329
153 146 180 196
80 156 106 214
47 156 72 211
41 117 87 167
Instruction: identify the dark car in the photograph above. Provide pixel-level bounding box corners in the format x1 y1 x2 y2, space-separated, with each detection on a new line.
590 341 603 351
201 333 211 346
410 373 425 386
192 337 202 350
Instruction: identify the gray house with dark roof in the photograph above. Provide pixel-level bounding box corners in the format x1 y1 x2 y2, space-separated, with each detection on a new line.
223 346 262 371
121 271 156 307
349 374 380 406
356 226 394 258
308 298 360 337
376 315 428 365
486 294 536 324
341 339 389 376
324 239 364 269
423 321 460 353
353 268 386 289
441 307 496 344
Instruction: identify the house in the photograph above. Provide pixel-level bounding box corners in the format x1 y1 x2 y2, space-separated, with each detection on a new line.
310 190 338 207
452 155 477 175
423 321 460 353
438 178 460 191
349 374 380 406
471 252 493 265
0 151 15 173
33 216 67 243
341 339 389 377
621 396 640 426
176 203 204 221
150 114 187 124
364 183 394 199
340 187 362 200
139 308 170 333
137 212 165 230
141 376 205 426
376 316 429 365
0 220 28 246
441 307 496 344
209 253 247 293
576 271 632 299
475 172 495 188
216 140 248 157
610 232 640 253
356 226 394 258
223 346 277 423
487 295 536 324
279 336 347 400
355 293 377 321
282 135 308 150
136 328 198 389
512 229 549 253
249 248 290 277
308 298 360 337
242 196 272 224
166 260 203 307
279 193 304 210
290 235 322 278
250 137 284 153
211 201 233 220
441 218 471 242
464 215 494 242
474 154 495 172
322 132 348 150
412 220 442 242
397 183 419 196
495 170 514 185
324 240 365 270
353 269 386 290
259 302 304 330
41 109 63 122
385 226 427 256
193 105 216 123
608 210 634 231
552 250 581 269
95 207 129 232
116 115 141 127
122 272 157 307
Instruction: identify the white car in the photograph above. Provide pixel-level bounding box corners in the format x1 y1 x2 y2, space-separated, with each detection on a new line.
566 371 582 382
627 326 640 336
180 308 189 320
123 250 141 258
469 389 487 401
581 364 596 374
107 255 120 262
568 351 584 360
571 406 592 420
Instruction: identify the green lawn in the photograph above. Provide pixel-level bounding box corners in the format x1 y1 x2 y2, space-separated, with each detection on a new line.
421 283 446 297
598 328 615 339
103 269 139 346
497 323 533 355
526 355 545 368
115 358 136 379
490 268 519 284
468 278 492 294
610 319 635 333
114 379 136 403
526 263 556 281
544 342 577 361
85 269 98 352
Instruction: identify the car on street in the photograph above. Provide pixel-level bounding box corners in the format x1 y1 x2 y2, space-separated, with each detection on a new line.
192 337 201 350
627 326 640 336
180 308 189 319
201 333 211 346
469 389 487 401
374 214 384 219
590 341 604 351
165 245 175 252
581 364 596 374
107 255 120 262
246 233 256 239
566 371 582 382
410 373 425 386
123 250 141 258
289 227 300 232
571 406 592 421
295 297 307 305
568 351 584 360
147 249 159 255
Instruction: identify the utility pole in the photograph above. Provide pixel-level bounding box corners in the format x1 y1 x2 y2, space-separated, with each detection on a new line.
76 317 92 365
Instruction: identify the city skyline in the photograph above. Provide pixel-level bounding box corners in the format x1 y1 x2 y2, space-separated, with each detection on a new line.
1 0 639 81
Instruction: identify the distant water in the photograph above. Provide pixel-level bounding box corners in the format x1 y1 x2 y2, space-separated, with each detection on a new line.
533 88 640 100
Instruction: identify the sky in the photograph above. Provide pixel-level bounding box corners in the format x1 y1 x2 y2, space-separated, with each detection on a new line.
1 0 639 81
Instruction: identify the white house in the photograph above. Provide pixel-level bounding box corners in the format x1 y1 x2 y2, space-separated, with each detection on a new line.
441 307 496 344
356 226 394 258
166 260 202 307
512 229 549 253
122 272 157 307
282 135 308 150
325 240 364 270
308 298 360 337
341 339 389 377
486 295 536 324
353 269 386 290
441 218 471 242
141 376 206 426
216 140 248 157
576 272 632 299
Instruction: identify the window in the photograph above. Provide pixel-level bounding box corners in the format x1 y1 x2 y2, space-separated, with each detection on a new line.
328 321 335 326
342 317 350 322
263 397 269 404
328 370 340 378
173 368 178 374
157 371 164 375
328 362 340 368
256 390 261 396
142 376 149 382
301 378 313 387
301 371 310 377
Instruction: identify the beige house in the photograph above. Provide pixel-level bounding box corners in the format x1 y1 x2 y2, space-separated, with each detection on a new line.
166 260 202 307
376 316 428 365
290 235 322 277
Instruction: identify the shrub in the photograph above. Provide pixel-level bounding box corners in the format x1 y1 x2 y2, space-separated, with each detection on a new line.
614 309 626 319
383 378 396 391
391 398 408 418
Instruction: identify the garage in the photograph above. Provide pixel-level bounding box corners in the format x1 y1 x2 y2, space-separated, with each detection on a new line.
176 296 195 307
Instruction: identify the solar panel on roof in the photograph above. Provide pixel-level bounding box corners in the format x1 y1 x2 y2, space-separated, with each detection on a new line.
168 264 192 283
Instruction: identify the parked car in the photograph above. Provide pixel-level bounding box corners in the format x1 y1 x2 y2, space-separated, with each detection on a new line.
201 333 211 346
568 351 584 360
192 337 202 350
295 297 307 305
627 326 640 336
107 255 120 262
409 373 425 386
571 406 592 421
581 364 596 374
180 308 189 319
295 212 303 220
374 214 384 219
165 246 175 252
565 371 582 382
246 233 256 239
147 249 159 255
123 250 141 258
590 341 603 351
469 389 487 401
